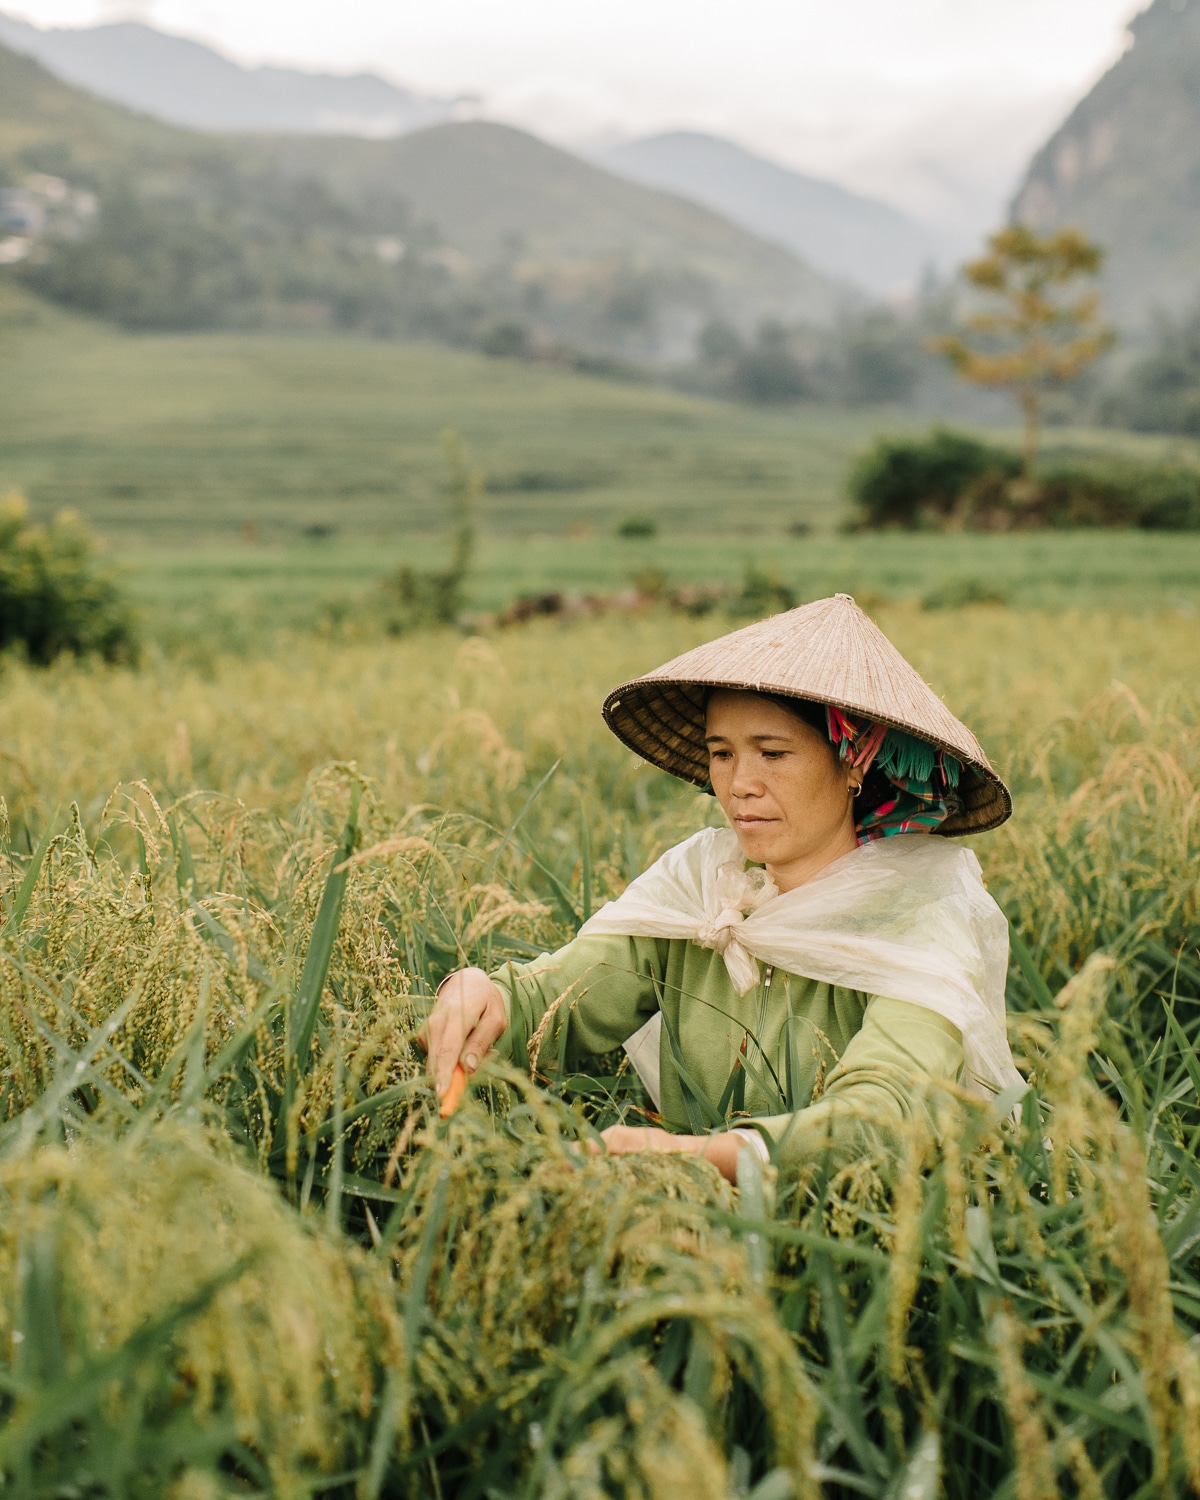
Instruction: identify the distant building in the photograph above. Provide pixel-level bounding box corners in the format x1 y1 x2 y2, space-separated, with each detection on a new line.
0 189 45 237
0 177 97 259
0 237 31 265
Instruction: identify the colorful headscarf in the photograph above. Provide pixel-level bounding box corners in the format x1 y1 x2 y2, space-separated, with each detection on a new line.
826 706 962 842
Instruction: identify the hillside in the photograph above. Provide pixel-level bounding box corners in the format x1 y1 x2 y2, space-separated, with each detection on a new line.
1013 0 1200 330
0 42 848 351
0 28 190 165
270 123 847 322
0 11 460 136
0 14 920 306
0 278 868 545
4 282 1197 647
602 131 935 298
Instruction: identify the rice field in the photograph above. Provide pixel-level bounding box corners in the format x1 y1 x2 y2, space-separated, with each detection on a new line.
1 602 1200 1497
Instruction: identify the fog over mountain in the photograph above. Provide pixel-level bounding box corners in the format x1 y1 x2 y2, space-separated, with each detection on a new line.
1013 0 1200 330
4 2 1173 315
601 132 938 298
0 6 1108 263
0 8 942 298
0 36 851 360
0 11 464 135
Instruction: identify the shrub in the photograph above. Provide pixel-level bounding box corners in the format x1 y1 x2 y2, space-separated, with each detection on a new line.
631 566 667 597
618 515 658 539
0 494 138 664
696 318 742 363
381 433 480 633
921 577 1009 610
1136 464 1200 528
848 429 1021 528
731 563 796 617
838 310 921 403
1033 458 1200 530
479 320 530 358
849 431 1200 531
730 323 809 403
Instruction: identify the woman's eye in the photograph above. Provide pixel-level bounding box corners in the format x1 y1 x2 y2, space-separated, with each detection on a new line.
762 750 787 761
709 749 731 761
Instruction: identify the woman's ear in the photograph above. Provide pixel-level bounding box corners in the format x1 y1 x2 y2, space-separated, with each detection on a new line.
855 725 886 774
844 724 885 797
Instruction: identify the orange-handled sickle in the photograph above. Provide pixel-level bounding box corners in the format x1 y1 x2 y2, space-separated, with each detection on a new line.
440 1060 468 1119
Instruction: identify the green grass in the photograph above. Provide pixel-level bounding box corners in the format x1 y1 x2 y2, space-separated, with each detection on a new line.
8 281 1200 649
0 284 899 543
5 280 1198 548
120 530 1200 653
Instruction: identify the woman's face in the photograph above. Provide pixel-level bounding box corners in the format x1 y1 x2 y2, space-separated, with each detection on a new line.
705 690 859 887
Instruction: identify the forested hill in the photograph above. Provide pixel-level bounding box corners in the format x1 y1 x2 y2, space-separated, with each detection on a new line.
0 30 186 164
1013 0 1200 330
0 42 849 356
268 122 843 317
0 11 459 136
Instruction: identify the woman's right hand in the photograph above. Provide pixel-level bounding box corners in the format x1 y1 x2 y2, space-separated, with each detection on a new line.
421 967 508 1101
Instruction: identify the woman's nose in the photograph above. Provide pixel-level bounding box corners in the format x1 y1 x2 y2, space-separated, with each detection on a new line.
729 758 763 797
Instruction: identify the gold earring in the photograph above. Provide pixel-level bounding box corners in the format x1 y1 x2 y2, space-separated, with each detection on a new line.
849 781 862 798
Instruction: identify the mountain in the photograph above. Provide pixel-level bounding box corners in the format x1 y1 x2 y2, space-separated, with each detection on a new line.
269 123 849 321
0 40 849 350
0 11 460 136
0 30 187 168
602 131 935 299
1012 0 1200 331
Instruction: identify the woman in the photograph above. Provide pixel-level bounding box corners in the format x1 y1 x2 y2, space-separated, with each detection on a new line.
425 594 1022 1184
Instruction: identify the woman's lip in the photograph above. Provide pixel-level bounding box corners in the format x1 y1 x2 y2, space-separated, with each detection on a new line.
734 815 775 825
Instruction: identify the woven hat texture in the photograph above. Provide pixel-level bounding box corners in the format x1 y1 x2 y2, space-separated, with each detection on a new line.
603 593 1011 836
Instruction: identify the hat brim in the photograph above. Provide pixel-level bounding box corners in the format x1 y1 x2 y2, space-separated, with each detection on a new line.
603 678 1012 837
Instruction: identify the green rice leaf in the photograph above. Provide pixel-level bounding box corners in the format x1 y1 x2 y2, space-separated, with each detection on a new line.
1 809 59 941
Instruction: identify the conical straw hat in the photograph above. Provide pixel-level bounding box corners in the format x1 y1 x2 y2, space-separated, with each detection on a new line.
603 593 1011 836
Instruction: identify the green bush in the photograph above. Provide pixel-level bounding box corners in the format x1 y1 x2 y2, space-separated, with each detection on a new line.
731 563 796 617
381 434 479 633
0 496 138 664
1031 458 1200 529
920 577 1009 610
838 310 921 404
479 320 530 359
617 515 658 539
849 430 1200 531
848 429 1021 528
729 323 810 403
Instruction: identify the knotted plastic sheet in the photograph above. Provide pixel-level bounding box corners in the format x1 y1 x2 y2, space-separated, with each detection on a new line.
579 826 1023 1099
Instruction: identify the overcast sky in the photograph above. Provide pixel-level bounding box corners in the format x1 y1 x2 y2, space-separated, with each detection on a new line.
3 0 1147 238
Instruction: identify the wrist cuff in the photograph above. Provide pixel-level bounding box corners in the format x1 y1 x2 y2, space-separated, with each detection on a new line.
730 1127 770 1163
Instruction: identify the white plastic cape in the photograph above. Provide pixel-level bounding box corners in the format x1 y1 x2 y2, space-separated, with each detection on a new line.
578 827 1024 1102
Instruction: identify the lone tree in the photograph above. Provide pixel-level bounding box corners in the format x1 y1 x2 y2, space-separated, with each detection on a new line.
931 226 1114 476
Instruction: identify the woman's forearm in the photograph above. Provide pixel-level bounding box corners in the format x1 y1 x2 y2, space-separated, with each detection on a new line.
491 935 663 1069
596 1125 748 1184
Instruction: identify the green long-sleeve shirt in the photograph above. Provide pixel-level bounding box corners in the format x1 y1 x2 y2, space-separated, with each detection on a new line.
491 933 963 1179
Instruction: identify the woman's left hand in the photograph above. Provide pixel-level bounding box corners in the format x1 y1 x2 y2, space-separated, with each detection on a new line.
596 1124 742 1183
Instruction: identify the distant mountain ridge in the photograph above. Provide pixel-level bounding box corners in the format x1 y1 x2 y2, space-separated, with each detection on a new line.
1013 0 1200 330
269 122 849 320
0 38 850 350
0 11 462 136
601 132 937 298
0 10 938 301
